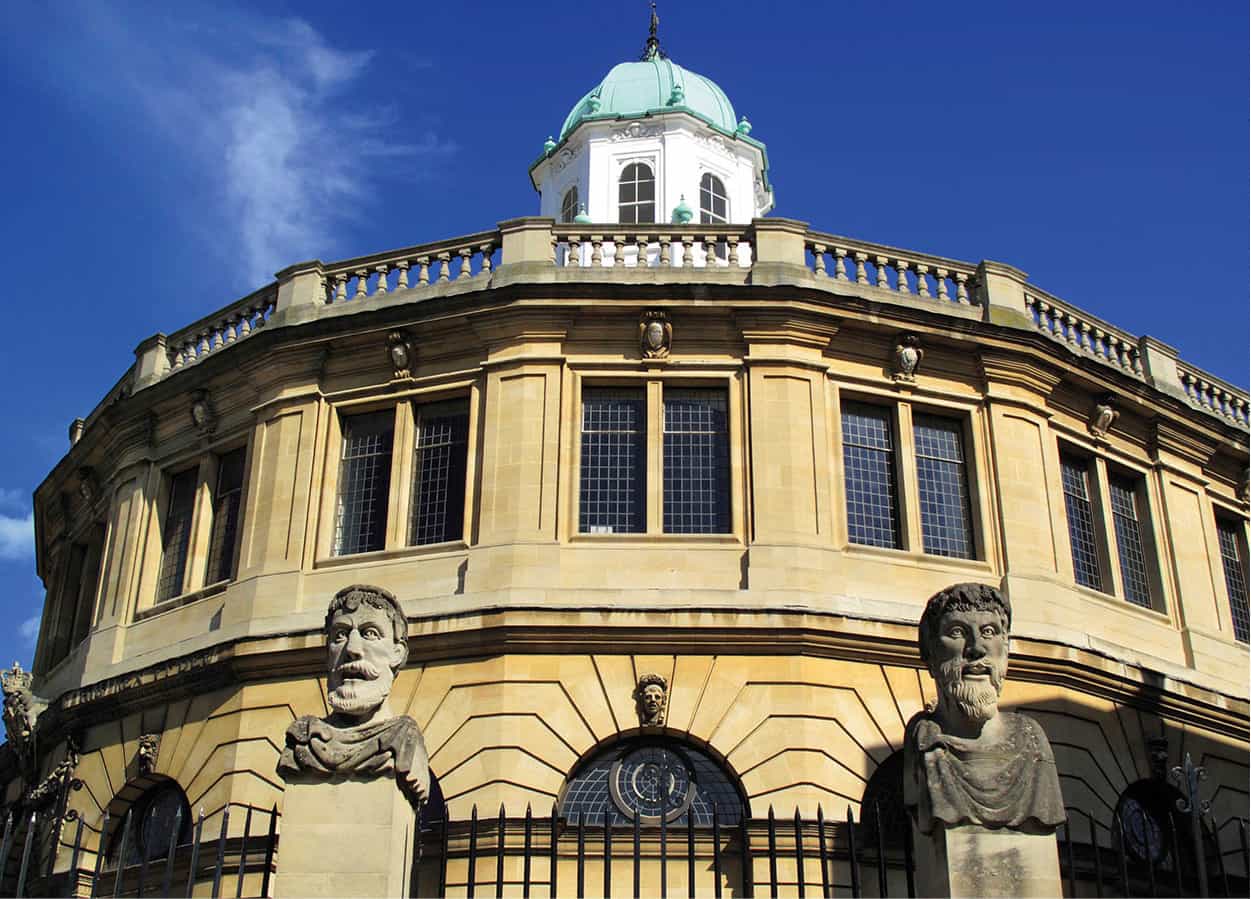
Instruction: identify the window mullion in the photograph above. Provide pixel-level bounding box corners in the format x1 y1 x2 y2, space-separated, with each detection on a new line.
1092 458 1121 598
647 381 664 534
389 403 416 550
896 404 920 553
182 457 217 595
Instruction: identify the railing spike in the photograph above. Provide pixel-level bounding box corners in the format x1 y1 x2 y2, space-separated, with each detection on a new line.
89 811 110 899
113 807 133 898
210 806 230 899
185 808 205 899
16 811 38 899
159 803 182 898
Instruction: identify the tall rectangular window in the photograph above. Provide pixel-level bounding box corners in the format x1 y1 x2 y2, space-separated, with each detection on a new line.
580 388 646 534
1060 455 1103 590
1216 519 1249 643
663 388 730 534
842 403 900 549
1108 477 1151 608
334 411 394 556
156 467 199 601
205 447 246 584
409 400 470 545
913 414 974 559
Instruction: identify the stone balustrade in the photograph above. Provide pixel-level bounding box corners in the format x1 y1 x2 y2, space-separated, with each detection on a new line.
1177 361 1251 427
318 230 501 304
121 218 1246 434
1023 287 1144 379
552 224 754 268
805 232 979 305
166 284 277 372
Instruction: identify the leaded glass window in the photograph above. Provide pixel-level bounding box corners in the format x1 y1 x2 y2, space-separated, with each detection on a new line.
561 186 579 223
205 447 246 585
913 415 974 559
409 400 470 546
1109 477 1151 608
842 403 900 549
333 411 394 556
618 163 655 224
156 467 199 602
560 739 745 826
110 781 192 866
1217 519 1249 643
663 388 730 534
580 388 646 534
1060 454 1103 590
699 173 727 224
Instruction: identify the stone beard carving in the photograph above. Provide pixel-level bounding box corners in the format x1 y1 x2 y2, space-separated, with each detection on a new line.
278 585 430 807
1088 394 1119 439
891 334 923 383
639 311 672 360
634 673 668 727
137 733 161 776
904 583 1065 835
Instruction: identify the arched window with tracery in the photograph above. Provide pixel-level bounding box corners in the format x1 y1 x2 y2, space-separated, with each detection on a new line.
699 173 728 224
560 737 745 825
106 779 192 867
561 187 580 223
618 163 655 225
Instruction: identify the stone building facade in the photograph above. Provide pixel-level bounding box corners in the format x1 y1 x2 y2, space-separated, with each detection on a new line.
3 30 1248 899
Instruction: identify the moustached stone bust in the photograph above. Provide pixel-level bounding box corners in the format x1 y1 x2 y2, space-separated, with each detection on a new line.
904 583 1065 835
278 584 430 807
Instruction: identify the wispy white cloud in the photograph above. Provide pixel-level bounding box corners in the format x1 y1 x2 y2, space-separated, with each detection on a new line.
0 488 34 560
19 614 41 645
57 6 453 286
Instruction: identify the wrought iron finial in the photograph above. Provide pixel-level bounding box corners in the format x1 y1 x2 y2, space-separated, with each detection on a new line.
641 2 666 60
1171 752 1211 816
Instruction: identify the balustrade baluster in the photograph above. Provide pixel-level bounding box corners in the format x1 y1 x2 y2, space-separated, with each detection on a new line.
875 255 890 289
895 258 910 292
1130 347 1143 376
659 235 672 266
565 237 581 268
1062 313 1078 346
812 243 827 276
335 272 348 302
936 269 950 301
680 236 694 267
1093 327 1107 361
916 263 931 298
1180 371 1195 402
238 313 253 338
479 243 494 275
412 256 427 286
319 273 330 304
550 235 559 266
211 327 224 351
834 248 848 281
635 234 648 266
377 264 390 294
854 252 869 285
459 248 473 278
354 269 369 298
590 237 603 267
1079 321 1092 353
199 330 212 357
728 236 740 267
396 260 410 290
438 251 451 281
704 236 717 267
1199 379 1212 410
1024 294 1036 323
955 271 970 304
224 315 239 344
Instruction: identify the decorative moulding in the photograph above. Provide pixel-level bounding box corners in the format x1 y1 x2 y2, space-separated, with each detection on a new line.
1087 394 1119 440
189 389 217 437
387 330 414 380
639 311 672 359
891 333 924 383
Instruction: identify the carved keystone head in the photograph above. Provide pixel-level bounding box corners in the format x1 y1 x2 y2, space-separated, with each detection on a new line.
323 585 409 722
918 583 1012 730
633 673 668 727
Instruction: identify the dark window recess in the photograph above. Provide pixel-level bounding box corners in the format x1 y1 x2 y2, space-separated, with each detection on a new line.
913 414 975 559
409 400 470 545
1109 477 1151 608
205 447 246 584
156 468 199 601
334 411 395 556
580 388 647 534
663 389 730 534
1060 455 1103 590
842 403 900 549
561 186 579 223
618 162 655 224
1217 519 1249 643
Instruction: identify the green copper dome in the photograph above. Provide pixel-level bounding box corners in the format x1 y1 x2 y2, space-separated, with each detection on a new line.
559 56 738 140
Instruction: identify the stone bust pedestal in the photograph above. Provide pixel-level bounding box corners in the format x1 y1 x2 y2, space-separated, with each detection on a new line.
904 584 1066 898
275 586 429 898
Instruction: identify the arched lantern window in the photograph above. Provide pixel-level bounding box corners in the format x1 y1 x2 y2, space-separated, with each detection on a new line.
618 163 655 225
699 173 728 224
560 737 745 825
561 187 580 223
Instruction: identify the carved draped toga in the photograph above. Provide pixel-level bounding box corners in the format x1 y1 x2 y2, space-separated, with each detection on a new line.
278 714 430 806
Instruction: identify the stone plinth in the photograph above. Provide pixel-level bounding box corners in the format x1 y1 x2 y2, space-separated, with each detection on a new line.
912 822 1061 898
277 776 416 898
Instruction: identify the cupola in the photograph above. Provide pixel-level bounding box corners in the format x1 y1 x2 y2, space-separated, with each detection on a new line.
530 7 773 225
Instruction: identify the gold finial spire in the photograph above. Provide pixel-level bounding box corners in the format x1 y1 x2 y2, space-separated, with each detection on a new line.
641 2 666 60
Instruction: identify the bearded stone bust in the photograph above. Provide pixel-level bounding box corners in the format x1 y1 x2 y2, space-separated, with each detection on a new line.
278 585 430 807
904 583 1065 835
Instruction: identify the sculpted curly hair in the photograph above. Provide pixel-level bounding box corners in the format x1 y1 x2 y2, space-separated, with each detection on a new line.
917 583 1010 665
324 584 409 656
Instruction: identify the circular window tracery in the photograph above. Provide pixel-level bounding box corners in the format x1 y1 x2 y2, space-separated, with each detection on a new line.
561 738 745 826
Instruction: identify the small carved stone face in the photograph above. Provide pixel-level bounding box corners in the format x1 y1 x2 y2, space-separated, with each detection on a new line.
326 605 405 719
640 684 665 721
928 609 1009 727
390 343 409 371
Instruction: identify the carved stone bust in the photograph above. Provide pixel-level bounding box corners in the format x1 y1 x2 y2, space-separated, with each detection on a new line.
904 583 1065 835
277 585 430 806
634 673 668 727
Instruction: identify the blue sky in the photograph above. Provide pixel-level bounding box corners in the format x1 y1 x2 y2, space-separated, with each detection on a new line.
0 0 1246 673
